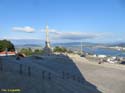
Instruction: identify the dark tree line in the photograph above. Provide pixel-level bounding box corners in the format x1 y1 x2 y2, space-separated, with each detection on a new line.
54 46 73 53
20 48 44 56
0 40 15 52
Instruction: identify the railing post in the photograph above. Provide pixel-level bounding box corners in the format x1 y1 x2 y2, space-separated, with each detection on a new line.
62 71 65 79
0 62 3 72
28 66 31 77
48 72 51 80
77 77 80 83
42 70 45 79
73 75 76 80
66 72 70 79
19 64 23 75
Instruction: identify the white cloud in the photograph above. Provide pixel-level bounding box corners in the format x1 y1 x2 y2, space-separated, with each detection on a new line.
40 28 110 43
1 37 41 40
46 29 104 41
12 26 35 33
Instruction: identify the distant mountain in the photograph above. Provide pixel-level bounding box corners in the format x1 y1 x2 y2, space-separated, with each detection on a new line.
7 38 125 47
23 44 42 47
15 44 42 48
15 41 109 48
10 38 124 48
10 39 43 46
53 42 105 47
110 42 125 47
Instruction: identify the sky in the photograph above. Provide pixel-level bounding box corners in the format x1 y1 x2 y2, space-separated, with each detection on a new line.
0 0 125 44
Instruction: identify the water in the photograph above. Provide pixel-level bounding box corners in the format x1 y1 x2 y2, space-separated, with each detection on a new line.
83 47 125 57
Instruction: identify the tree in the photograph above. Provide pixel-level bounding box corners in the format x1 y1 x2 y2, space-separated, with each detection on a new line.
54 46 68 53
20 48 32 56
34 49 44 54
20 48 44 56
0 39 15 52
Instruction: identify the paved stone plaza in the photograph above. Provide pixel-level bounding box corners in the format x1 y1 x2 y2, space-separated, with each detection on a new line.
0 54 125 93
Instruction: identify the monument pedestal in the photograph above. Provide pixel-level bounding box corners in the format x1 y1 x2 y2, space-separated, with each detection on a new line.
43 47 52 55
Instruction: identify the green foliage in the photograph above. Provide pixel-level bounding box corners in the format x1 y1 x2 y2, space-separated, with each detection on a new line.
20 48 44 56
54 46 73 53
33 49 44 54
0 39 15 52
20 48 33 56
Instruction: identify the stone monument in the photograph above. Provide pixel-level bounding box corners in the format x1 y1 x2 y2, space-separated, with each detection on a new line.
43 25 52 55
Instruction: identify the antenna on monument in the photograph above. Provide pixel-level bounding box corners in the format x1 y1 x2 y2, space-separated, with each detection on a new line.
45 24 49 42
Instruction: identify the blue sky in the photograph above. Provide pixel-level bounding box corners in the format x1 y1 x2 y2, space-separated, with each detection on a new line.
0 0 125 44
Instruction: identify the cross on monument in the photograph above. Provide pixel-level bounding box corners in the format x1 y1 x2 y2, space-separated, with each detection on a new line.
45 25 50 48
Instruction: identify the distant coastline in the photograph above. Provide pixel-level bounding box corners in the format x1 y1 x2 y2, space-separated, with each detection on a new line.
83 47 125 57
